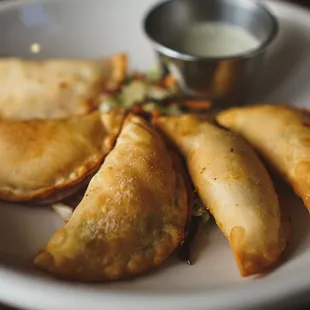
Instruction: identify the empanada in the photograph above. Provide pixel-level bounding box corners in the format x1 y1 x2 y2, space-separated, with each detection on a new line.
217 104 310 211
0 54 126 120
155 114 287 276
0 109 125 203
34 114 188 281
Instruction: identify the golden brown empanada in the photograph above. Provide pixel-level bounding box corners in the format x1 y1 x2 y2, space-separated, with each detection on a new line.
0 54 126 120
0 109 125 203
155 114 287 276
34 114 188 281
217 104 310 211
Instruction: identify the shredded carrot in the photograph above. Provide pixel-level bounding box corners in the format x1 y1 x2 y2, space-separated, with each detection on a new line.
132 71 145 80
163 75 176 88
184 100 212 110
151 109 161 119
131 105 144 114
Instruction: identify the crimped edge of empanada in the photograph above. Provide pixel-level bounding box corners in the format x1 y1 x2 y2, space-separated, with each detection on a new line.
0 109 126 204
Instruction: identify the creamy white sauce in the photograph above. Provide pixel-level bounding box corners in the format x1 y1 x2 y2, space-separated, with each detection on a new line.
182 22 260 57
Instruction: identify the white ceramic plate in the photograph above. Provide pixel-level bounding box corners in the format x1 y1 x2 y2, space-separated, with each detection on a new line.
0 0 310 309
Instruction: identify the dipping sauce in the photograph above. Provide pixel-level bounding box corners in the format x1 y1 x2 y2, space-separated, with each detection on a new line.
181 22 260 57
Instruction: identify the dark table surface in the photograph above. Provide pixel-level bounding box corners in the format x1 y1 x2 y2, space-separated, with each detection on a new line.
0 0 310 310
295 0 310 6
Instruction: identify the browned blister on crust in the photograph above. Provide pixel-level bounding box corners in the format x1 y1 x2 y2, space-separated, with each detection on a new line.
0 109 125 203
0 54 127 120
217 104 310 211
155 114 287 276
34 114 188 281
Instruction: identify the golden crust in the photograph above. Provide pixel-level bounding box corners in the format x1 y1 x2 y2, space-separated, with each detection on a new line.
217 104 310 211
155 114 287 276
0 109 125 203
106 54 127 89
34 114 188 281
0 54 127 120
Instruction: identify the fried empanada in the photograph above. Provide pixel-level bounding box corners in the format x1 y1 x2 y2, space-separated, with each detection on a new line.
34 114 188 281
0 109 125 203
155 114 287 276
0 54 126 120
217 104 310 211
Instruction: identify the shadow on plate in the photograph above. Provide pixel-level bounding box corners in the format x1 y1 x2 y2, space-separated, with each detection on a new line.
273 178 310 261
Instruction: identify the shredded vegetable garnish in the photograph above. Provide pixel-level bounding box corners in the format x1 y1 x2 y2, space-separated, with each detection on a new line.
184 100 212 111
98 64 212 115
178 193 211 265
52 203 74 222
146 64 163 82
119 80 148 108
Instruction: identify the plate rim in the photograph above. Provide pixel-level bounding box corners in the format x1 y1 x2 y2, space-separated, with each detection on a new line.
0 0 310 309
